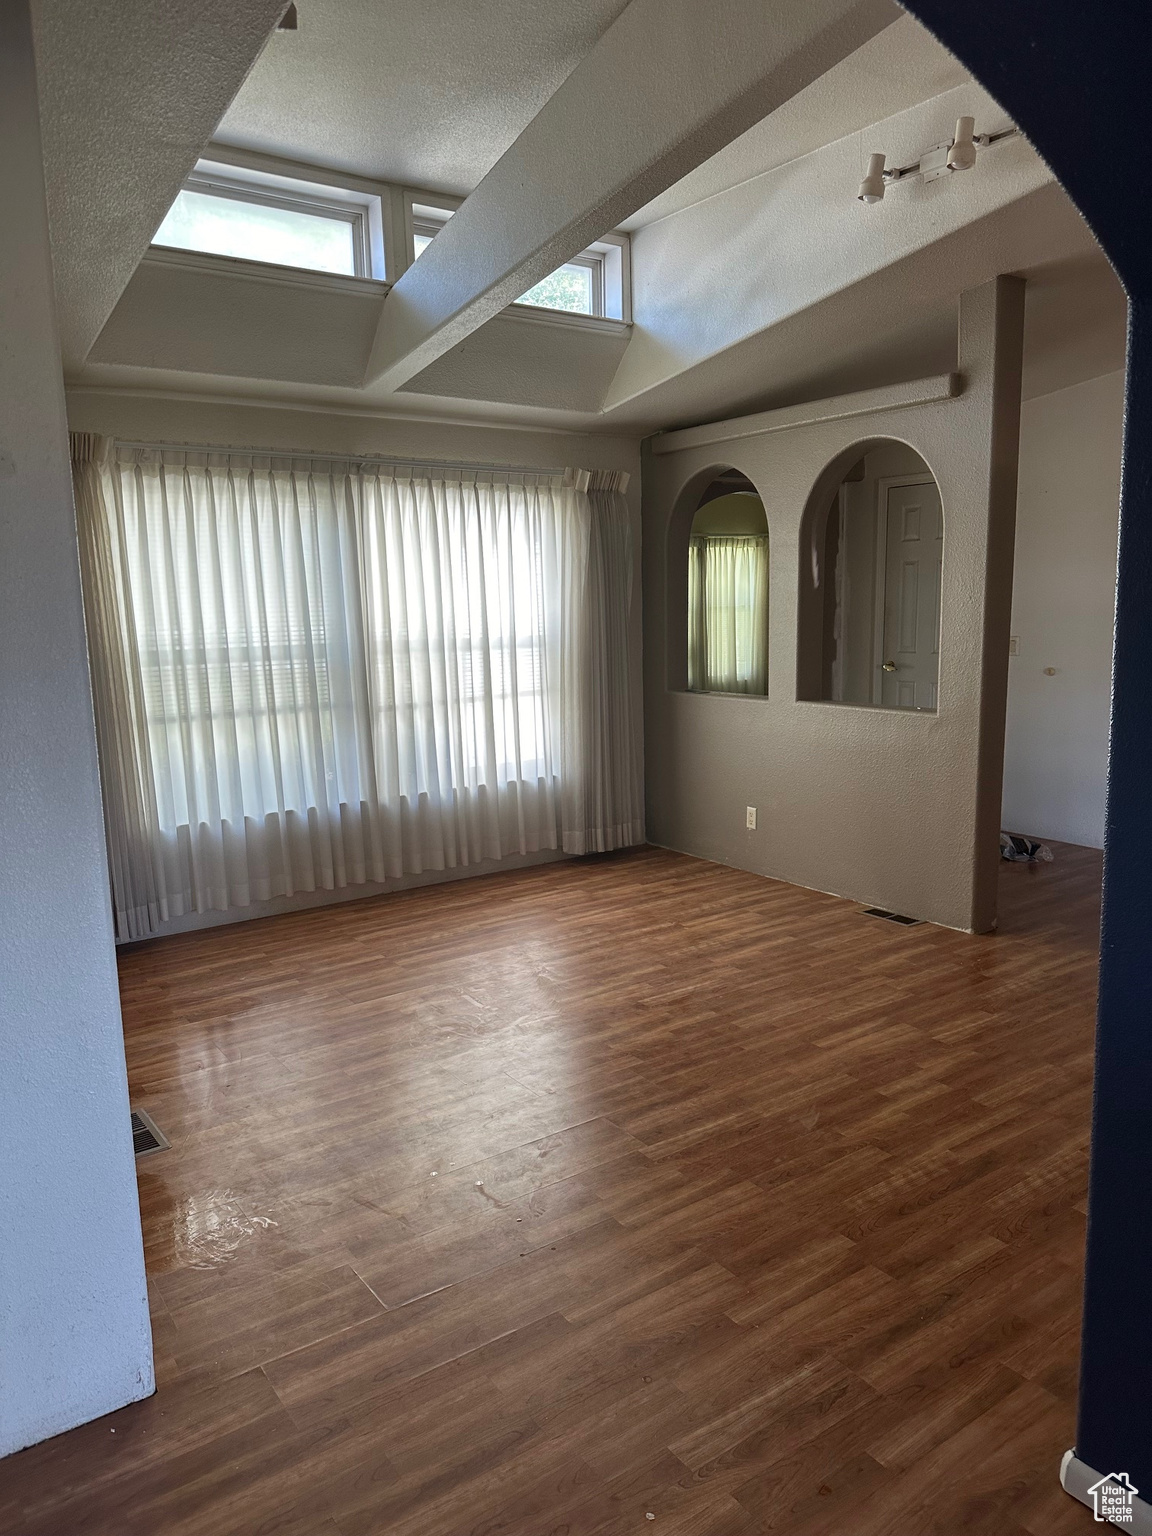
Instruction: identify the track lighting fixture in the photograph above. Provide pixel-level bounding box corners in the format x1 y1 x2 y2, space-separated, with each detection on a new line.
947 116 977 171
856 118 1017 204
857 153 887 204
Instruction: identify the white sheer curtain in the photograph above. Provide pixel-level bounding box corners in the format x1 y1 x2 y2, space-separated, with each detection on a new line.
73 440 642 939
688 536 770 694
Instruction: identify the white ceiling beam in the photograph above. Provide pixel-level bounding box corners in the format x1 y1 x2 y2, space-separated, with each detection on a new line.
33 0 291 365
364 0 901 391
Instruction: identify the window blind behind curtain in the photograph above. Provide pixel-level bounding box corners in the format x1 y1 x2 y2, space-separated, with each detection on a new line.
71 438 643 941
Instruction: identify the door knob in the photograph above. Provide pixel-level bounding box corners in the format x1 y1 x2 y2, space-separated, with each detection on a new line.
882 660 898 672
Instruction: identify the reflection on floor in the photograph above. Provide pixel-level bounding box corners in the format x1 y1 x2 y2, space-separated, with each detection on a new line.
2 844 1101 1534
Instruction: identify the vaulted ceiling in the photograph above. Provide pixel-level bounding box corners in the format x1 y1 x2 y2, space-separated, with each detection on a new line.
213 4 963 232
40 0 1126 436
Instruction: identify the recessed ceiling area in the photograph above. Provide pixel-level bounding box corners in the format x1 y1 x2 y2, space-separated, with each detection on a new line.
74 240 1126 440
215 0 633 195
48 0 1127 437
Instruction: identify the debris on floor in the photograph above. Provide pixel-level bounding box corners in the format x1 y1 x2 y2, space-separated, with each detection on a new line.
1000 831 1054 863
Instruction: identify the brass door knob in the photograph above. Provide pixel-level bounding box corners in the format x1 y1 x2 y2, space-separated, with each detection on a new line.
882 661 898 672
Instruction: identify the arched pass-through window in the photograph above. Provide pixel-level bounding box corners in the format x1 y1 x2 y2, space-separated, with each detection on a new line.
686 469 769 696
797 440 942 711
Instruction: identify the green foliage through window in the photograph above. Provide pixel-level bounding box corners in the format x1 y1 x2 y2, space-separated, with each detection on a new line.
517 264 594 315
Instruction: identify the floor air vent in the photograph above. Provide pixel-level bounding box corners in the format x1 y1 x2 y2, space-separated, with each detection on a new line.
131 1109 170 1157
862 907 921 926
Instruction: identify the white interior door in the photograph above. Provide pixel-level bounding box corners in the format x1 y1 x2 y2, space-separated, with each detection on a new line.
879 479 942 709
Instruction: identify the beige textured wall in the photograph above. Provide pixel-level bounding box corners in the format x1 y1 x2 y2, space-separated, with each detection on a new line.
641 278 1025 933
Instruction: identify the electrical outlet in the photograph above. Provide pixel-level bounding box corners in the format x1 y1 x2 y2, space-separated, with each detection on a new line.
746 806 757 830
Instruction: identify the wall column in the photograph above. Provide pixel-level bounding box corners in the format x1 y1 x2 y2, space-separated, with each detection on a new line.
0 0 153 1456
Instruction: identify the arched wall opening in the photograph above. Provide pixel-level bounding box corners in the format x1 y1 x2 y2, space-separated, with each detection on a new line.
687 469 770 696
664 461 770 693
797 439 942 710
642 278 1023 938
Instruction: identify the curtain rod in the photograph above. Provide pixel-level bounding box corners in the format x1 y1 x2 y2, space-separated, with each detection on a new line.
112 439 568 477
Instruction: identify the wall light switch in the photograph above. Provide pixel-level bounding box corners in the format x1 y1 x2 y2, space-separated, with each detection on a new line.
1008 635 1020 656
746 806 757 830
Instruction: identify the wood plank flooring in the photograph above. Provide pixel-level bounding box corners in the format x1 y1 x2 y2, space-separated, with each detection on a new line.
0 845 1102 1535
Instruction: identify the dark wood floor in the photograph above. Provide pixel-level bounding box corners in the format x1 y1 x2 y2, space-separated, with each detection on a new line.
1 845 1103 1535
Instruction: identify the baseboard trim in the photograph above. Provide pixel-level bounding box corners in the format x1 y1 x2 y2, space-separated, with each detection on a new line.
1062 1450 1152 1530
115 844 572 943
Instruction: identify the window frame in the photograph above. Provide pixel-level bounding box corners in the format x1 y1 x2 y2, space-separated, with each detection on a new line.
148 154 631 312
179 172 370 278
405 194 630 322
407 196 462 268
152 156 388 280
517 250 605 319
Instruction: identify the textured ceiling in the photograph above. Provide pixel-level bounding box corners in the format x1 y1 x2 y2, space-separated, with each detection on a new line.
594 191 1124 431
34 0 288 365
54 0 1124 434
216 0 633 196
621 13 968 229
215 4 956 229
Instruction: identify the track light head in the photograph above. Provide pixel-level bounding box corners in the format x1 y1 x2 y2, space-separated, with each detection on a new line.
857 152 887 204
856 119 1018 203
947 116 977 171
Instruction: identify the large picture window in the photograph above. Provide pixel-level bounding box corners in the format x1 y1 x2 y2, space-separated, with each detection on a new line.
72 442 642 938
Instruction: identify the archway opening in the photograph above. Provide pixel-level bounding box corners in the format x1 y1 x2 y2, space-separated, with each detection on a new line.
686 469 769 696
797 440 942 710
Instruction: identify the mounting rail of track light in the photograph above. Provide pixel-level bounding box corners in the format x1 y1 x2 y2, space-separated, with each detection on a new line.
857 117 1019 204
